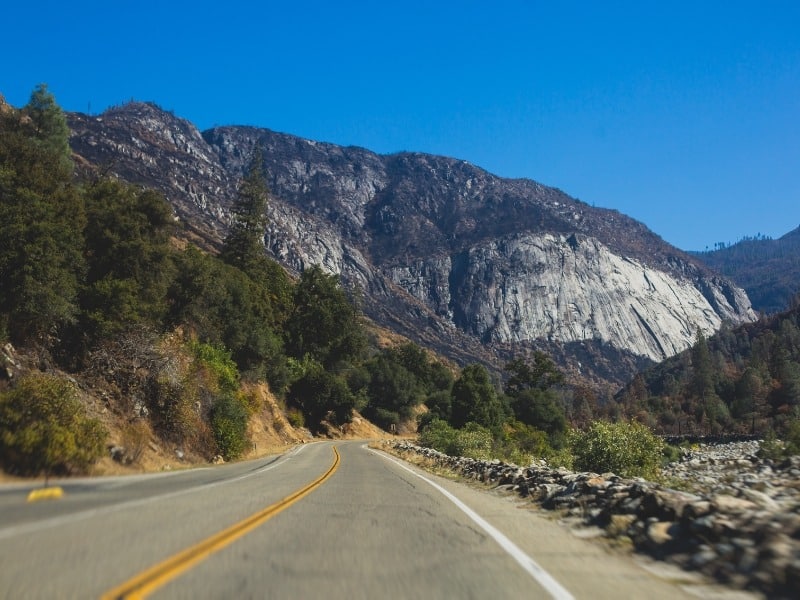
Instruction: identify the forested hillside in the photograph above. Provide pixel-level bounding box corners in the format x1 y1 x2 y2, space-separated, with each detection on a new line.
692 228 800 314
3 87 601 479
616 299 800 436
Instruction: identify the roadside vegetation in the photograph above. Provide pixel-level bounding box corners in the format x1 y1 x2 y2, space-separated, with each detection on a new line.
414 354 666 478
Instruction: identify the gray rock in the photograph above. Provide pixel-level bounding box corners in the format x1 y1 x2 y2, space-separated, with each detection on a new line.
690 546 719 568
739 488 780 511
109 445 126 462
711 494 758 514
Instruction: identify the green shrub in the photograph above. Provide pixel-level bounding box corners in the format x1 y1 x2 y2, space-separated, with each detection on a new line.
662 443 682 465
544 446 574 470
0 373 107 477
492 421 576 467
211 394 249 460
786 419 800 455
190 341 239 392
417 418 458 454
570 420 663 479
238 389 262 415
758 429 790 461
417 420 494 460
496 421 551 465
286 407 306 429
451 422 494 460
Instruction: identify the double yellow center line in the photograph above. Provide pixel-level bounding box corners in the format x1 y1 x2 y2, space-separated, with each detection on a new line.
101 446 340 600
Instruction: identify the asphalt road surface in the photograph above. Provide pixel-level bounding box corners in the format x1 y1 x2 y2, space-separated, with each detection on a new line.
0 441 699 599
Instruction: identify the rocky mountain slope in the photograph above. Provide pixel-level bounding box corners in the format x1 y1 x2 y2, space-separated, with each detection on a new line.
67 102 756 385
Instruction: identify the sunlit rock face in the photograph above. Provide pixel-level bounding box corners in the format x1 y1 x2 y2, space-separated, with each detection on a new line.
67 102 756 384
387 232 751 362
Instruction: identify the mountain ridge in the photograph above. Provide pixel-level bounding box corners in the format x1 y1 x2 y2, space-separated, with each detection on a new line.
66 101 756 386
692 226 800 314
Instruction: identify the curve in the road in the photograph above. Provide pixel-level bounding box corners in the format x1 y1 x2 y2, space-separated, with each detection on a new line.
100 446 340 600
0 444 311 542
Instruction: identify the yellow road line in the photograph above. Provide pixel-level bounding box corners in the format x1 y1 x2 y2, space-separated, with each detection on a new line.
100 446 340 600
27 486 64 502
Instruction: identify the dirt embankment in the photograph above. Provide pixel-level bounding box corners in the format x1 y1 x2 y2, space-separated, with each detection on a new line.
1 341 398 483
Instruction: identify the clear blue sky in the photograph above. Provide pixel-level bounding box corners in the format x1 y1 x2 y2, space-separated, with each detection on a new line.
3 1 799 251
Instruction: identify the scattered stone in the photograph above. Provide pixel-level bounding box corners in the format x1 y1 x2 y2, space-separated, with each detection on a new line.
711 494 758 514
646 521 677 547
109 445 126 463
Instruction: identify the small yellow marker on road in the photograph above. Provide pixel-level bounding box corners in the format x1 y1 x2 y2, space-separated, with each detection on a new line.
26 486 64 502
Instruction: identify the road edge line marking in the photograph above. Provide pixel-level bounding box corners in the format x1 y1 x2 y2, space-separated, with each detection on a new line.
370 447 575 600
100 446 340 600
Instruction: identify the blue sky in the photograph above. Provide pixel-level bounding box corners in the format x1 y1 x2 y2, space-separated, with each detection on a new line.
3 1 799 251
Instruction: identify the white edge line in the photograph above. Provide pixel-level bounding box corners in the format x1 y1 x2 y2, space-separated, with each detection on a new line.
0 444 310 541
369 447 575 600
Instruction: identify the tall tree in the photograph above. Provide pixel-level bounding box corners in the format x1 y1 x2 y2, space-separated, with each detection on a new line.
450 364 504 429
80 179 175 341
220 147 269 275
23 84 73 176
219 147 292 324
691 330 715 401
0 85 85 345
503 353 567 443
168 247 287 392
504 353 564 396
363 351 424 429
285 265 365 369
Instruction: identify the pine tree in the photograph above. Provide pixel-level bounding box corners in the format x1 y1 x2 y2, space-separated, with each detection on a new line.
450 364 504 429
0 85 85 344
220 147 269 275
285 265 366 369
23 84 73 176
219 148 292 326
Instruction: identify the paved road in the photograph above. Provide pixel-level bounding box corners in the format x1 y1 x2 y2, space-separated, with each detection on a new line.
0 441 696 599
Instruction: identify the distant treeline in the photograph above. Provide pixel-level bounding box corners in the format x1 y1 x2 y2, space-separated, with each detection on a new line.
616 301 800 437
692 228 800 314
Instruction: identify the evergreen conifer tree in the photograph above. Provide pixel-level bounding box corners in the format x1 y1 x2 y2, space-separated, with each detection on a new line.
220 147 269 275
0 85 85 344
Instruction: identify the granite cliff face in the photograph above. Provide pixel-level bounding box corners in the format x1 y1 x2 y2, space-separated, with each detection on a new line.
66 102 756 384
